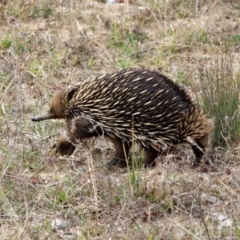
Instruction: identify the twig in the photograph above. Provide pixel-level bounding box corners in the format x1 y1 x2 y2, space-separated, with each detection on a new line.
197 189 211 240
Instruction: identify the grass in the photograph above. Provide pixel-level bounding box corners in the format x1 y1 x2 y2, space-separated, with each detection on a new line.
198 53 240 146
0 0 240 239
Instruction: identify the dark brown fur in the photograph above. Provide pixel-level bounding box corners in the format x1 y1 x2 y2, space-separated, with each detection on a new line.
32 68 214 167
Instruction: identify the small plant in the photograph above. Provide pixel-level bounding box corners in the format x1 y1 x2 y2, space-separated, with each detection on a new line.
43 4 53 18
16 42 26 54
57 190 68 204
129 168 140 199
126 123 145 200
237 226 240 238
198 53 240 146
1 39 12 50
232 34 240 44
28 59 43 77
115 195 121 204
32 3 53 19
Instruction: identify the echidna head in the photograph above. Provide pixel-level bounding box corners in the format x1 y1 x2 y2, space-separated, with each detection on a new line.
31 92 66 122
31 85 79 122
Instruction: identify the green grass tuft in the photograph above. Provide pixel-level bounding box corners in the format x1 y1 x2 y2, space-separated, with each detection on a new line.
1 39 12 50
199 53 240 146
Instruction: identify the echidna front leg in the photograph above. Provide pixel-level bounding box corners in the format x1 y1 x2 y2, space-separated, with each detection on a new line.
55 115 101 156
144 147 158 167
108 137 131 167
55 134 76 156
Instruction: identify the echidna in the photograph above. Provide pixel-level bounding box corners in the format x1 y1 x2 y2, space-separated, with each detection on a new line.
32 68 214 167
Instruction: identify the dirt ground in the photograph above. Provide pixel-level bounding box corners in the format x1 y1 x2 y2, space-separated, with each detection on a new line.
0 0 240 239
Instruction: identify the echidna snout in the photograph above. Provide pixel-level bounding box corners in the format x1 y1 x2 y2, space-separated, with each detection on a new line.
32 93 65 122
31 113 55 121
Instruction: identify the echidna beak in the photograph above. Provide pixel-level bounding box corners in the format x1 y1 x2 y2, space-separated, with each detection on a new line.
31 112 54 122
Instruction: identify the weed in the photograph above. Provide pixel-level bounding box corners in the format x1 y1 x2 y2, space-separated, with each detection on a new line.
1 39 12 50
42 5 53 18
57 190 68 204
231 34 240 44
237 226 240 238
198 53 240 146
0 145 10 157
32 3 53 19
28 59 43 77
115 195 121 204
16 42 26 54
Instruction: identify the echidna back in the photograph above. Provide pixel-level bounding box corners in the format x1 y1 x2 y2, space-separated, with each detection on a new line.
68 69 197 148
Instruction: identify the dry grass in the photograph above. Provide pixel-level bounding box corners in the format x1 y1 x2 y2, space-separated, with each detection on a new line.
1 0 240 239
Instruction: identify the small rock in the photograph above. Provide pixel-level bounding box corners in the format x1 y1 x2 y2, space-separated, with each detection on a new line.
51 218 71 230
211 212 232 230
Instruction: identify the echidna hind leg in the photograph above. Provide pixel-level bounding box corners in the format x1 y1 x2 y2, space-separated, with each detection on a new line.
191 134 210 166
191 144 204 166
144 147 158 167
108 137 131 167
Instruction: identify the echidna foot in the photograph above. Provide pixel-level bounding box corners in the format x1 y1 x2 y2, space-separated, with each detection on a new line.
108 158 128 168
144 160 157 168
192 158 210 168
54 140 75 156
